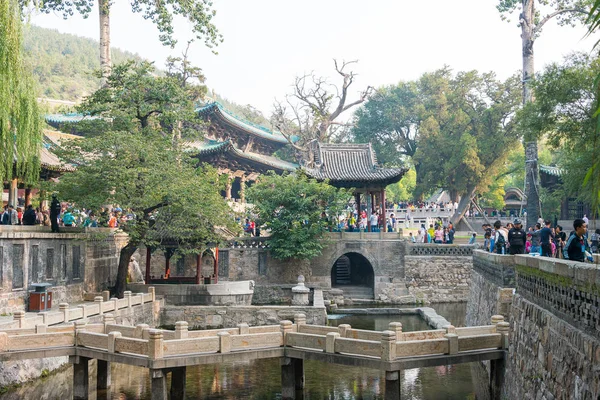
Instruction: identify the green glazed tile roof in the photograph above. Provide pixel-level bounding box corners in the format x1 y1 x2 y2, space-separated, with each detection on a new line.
197 102 299 144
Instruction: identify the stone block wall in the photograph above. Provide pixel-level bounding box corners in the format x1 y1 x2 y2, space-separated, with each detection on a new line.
403 255 472 303
160 304 327 329
0 229 125 313
505 294 600 399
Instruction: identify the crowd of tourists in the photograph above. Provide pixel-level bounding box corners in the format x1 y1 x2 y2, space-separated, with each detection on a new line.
479 216 596 263
1 196 133 231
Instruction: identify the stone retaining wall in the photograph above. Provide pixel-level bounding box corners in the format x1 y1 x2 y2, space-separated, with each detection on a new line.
0 228 126 313
466 251 515 326
402 255 472 303
505 293 600 400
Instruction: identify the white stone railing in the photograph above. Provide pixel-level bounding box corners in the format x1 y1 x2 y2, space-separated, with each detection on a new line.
0 287 156 330
0 313 509 362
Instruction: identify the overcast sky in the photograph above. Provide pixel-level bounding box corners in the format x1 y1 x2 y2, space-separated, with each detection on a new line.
31 0 597 118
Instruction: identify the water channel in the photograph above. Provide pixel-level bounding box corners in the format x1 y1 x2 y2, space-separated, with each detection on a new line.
0 303 485 399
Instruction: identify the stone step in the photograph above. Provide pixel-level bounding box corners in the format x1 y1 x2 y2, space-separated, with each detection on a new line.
335 285 374 299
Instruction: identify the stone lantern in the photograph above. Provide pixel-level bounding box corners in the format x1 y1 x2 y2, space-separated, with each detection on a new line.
291 275 310 306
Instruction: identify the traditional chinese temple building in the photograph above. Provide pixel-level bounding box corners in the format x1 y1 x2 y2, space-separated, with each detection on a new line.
2 130 75 208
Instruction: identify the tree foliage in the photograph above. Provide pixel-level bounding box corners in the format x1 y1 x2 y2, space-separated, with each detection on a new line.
22 0 222 50
247 173 351 260
54 61 237 296
517 52 600 211
385 168 417 203
351 82 419 167
0 0 42 184
413 70 522 201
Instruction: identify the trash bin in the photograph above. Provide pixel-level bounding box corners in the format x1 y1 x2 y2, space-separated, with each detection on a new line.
29 283 52 312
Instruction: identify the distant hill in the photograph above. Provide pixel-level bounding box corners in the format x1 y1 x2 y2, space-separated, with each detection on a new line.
22 25 145 102
22 25 272 125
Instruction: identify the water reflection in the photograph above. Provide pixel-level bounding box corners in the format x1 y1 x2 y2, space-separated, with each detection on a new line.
1 303 481 399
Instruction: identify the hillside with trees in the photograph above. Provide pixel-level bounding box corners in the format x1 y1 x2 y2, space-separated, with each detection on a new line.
22 25 145 101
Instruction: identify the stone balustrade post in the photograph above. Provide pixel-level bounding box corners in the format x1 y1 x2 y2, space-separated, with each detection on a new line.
497 321 510 349
39 312 48 325
491 315 504 327
326 332 339 353
445 332 458 355
218 331 231 353
175 321 189 339
108 331 121 353
294 313 307 327
74 320 87 345
142 327 151 340
35 324 47 334
280 320 293 344
124 291 132 309
13 310 25 328
110 297 119 312
102 290 110 302
95 296 104 315
337 323 351 337
148 330 164 360
59 303 69 323
0 332 7 352
237 323 249 335
148 286 156 302
78 305 87 319
103 313 116 333
445 325 456 334
135 324 149 339
381 330 396 362
389 322 403 341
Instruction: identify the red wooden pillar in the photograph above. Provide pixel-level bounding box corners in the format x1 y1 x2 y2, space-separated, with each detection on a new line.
381 189 386 232
164 249 173 279
371 192 375 213
195 253 201 284
145 248 152 284
213 248 219 284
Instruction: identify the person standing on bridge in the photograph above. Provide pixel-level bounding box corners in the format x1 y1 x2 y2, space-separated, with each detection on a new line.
540 220 554 257
50 194 61 233
508 219 526 255
564 219 593 262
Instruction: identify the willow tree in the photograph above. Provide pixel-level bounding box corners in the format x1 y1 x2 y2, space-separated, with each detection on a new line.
25 0 222 78
497 0 591 228
0 0 42 192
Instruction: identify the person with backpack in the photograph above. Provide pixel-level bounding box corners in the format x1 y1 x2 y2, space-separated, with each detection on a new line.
508 219 526 255
493 220 508 254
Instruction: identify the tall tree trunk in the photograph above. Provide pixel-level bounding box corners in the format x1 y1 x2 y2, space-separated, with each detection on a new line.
451 186 477 225
114 242 137 298
99 0 111 82
522 0 541 229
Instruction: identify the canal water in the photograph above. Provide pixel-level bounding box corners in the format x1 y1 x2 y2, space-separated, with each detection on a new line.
0 303 482 399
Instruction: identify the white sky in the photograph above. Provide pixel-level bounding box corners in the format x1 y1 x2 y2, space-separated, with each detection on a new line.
30 0 598 118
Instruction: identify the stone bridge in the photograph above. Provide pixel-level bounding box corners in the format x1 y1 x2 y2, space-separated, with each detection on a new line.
0 309 508 400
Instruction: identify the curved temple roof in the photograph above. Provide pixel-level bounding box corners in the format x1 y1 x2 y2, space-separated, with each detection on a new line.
197 102 299 144
187 139 298 173
303 143 407 187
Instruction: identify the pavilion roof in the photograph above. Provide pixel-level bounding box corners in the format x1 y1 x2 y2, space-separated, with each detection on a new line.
40 130 78 172
539 165 562 177
45 113 100 129
186 139 298 178
303 143 407 187
197 102 299 145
